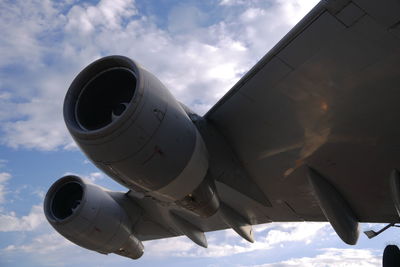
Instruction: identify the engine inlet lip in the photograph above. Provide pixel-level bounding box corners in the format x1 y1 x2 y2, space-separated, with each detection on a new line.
44 175 86 224
63 55 144 139
74 67 137 132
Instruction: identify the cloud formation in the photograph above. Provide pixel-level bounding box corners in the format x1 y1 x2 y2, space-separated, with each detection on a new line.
4 232 72 254
144 222 331 258
0 205 45 232
0 172 11 204
0 220 331 266
0 0 318 151
251 248 381 267
62 171 106 183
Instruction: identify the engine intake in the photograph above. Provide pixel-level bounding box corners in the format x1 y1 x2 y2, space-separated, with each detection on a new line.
50 180 83 220
75 67 136 131
44 175 144 259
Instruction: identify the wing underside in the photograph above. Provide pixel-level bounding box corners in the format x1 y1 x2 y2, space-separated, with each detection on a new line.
130 0 400 243
205 0 400 224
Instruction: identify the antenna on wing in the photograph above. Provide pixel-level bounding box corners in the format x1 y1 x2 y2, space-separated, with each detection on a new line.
364 223 400 239
364 169 400 239
389 169 400 217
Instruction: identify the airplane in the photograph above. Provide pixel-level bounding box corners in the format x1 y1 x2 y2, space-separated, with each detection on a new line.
43 0 400 266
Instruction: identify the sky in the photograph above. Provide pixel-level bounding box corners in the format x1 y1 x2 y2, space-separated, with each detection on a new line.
0 0 399 266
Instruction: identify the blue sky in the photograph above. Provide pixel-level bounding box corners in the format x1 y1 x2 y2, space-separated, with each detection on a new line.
0 0 398 266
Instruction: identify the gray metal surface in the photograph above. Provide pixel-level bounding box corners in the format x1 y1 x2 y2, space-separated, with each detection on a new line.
206 0 400 224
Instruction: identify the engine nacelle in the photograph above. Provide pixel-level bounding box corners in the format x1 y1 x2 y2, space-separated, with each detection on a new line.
44 175 144 259
63 55 219 217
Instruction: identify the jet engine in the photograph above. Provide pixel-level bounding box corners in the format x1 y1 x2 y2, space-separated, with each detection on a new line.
44 175 144 259
63 55 219 217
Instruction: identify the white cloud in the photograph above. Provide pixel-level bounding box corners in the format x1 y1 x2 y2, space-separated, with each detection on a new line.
145 233 266 258
0 0 318 151
0 0 66 71
1 231 97 267
65 0 137 34
264 222 329 245
62 171 105 183
4 232 72 254
144 222 331 258
0 205 45 232
219 0 250 6
249 248 381 267
0 172 11 184
2 97 71 150
87 172 105 182
0 172 11 204
229 0 319 56
1 230 133 267
0 208 362 266
145 236 197 256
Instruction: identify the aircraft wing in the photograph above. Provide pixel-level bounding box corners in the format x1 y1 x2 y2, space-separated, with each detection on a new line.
205 0 400 223
130 0 400 243
44 0 400 260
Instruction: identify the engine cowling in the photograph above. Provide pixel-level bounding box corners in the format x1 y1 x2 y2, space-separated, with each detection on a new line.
63 55 219 217
44 175 144 259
